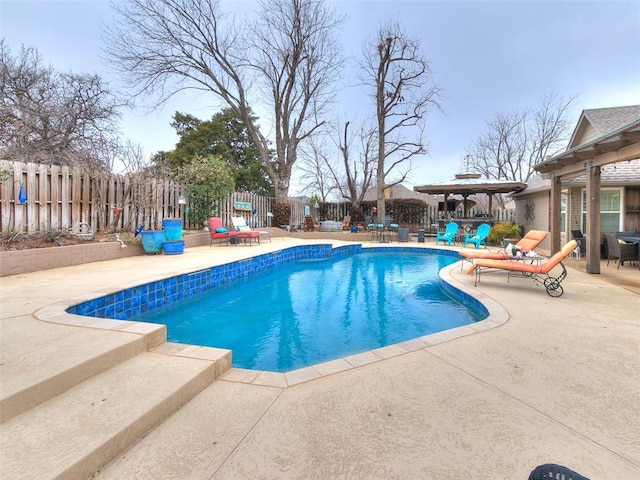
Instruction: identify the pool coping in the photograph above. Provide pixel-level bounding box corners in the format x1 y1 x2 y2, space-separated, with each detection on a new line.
33 244 509 388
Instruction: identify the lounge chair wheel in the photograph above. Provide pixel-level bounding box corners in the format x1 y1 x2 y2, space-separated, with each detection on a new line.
544 277 563 297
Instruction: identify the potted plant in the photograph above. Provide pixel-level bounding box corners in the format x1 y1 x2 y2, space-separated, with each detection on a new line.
140 229 165 254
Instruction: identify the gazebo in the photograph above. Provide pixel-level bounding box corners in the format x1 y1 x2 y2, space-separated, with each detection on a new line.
413 173 526 228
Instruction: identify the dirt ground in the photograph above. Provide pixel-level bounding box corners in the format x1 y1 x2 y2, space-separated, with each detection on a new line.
0 230 143 251
0 225 396 252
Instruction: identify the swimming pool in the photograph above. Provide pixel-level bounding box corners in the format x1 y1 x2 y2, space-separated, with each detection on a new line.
66 245 488 373
131 249 486 372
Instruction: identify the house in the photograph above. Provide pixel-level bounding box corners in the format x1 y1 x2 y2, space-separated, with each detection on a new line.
363 183 436 205
515 105 640 272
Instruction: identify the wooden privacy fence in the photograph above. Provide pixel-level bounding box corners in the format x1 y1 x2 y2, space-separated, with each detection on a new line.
1 160 187 234
1 160 513 235
0 160 307 234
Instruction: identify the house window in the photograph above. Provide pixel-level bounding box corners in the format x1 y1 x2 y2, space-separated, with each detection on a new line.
581 188 622 232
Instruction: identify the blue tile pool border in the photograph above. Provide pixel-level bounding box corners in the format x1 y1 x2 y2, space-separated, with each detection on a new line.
66 244 487 321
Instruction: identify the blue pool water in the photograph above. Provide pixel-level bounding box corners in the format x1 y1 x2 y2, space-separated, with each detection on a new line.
134 251 486 372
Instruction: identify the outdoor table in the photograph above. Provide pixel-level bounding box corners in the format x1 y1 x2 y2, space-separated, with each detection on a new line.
619 236 640 268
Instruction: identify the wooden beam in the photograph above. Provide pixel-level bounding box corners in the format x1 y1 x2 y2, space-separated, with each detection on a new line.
550 174 562 254
585 163 601 274
540 143 640 179
592 143 640 168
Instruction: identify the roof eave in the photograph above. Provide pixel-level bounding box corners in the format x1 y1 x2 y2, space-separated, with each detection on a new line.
535 119 640 174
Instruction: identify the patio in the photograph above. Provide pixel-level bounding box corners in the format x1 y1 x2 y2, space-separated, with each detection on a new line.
1 234 638 479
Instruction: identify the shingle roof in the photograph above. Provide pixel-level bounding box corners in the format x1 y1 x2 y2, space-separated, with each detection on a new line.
414 173 527 195
537 104 640 174
582 105 640 137
363 184 434 203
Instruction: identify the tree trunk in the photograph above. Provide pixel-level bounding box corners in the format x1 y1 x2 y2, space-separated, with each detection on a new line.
274 180 290 204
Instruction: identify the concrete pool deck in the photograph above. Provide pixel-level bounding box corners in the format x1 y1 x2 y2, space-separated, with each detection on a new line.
1 236 639 479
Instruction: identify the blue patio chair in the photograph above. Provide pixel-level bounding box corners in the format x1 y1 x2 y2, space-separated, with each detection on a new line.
435 221 458 246
464 223 491 249
366 215 383 241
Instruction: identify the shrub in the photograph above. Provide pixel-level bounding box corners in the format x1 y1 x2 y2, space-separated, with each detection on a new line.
274 202 290 227
361 199 427 225
177 154 235 228
487 222 522 245
350 206 363 224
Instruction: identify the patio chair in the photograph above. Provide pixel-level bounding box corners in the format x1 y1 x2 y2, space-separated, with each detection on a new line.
571 229 586 259
528 463 590 480
435 221 459 246
604 233 638 269
230 216 262 245
466 240 577 297
207 217 239 246
463 223 490 249
342 215 351 230
304 215 318 232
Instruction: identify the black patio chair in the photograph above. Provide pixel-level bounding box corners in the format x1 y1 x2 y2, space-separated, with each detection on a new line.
528 463 590 480
570 230 586 258
604 232 638 269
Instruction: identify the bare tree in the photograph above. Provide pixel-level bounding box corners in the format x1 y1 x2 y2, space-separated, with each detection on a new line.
104 0 345 203
466 92 576 183
332 120 376 209
0 40 124 170
298 120 376 208
467 110 527 182
296 135 336 201
360 21 441 221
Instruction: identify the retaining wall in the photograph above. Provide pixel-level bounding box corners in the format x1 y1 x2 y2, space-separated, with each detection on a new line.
0 233 210 277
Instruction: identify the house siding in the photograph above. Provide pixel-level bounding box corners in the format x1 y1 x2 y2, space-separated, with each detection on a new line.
573 122 600 146
514 192 550 251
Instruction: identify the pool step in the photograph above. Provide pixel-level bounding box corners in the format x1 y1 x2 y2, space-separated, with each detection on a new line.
0 317 150 423
0 350 226 480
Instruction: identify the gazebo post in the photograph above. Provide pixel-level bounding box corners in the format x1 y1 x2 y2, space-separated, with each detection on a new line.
443 192 449 219
488 194 493 220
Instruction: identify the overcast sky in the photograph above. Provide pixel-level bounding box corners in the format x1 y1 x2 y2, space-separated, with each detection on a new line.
2 0 639 195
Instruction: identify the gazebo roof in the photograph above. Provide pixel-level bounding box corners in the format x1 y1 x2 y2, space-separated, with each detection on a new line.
413 173 527 195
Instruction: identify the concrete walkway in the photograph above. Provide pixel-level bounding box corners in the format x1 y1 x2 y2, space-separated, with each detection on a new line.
1 237 639 479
